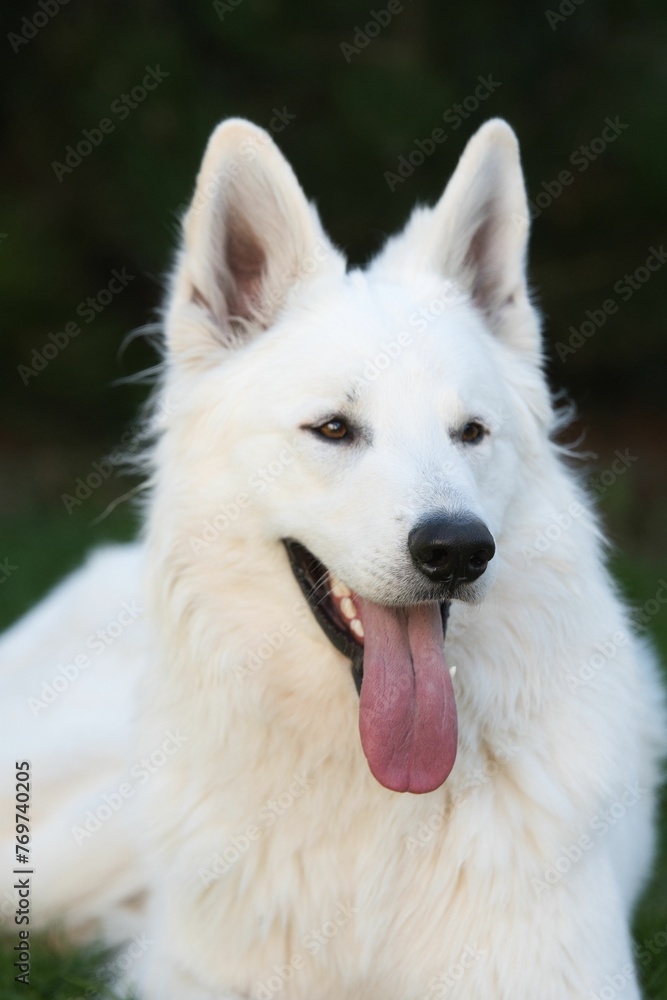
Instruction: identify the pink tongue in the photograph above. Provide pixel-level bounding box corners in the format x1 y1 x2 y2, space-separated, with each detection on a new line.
357 601 457 794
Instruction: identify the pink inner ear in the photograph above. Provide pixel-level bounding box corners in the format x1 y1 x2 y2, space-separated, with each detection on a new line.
462 212 505 315
224 218 267 322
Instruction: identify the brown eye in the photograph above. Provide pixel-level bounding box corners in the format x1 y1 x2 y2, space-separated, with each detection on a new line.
316 419 349 441
461 421 485 444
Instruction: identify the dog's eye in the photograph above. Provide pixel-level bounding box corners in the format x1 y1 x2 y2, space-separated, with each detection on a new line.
461 421 486 444
314 419 350 441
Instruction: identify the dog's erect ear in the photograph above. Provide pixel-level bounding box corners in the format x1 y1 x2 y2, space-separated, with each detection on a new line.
169 119 342 352
375 119 540 360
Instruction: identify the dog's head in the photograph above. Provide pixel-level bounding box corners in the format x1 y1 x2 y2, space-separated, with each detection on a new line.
158 118 552 794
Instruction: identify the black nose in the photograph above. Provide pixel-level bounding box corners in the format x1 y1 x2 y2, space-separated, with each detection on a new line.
408 516 495 585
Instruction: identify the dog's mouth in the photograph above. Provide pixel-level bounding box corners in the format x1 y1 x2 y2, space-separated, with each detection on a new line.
284 540 457 794
284 540 367 691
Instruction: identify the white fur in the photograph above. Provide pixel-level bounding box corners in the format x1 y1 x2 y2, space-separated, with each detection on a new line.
1 118 664 999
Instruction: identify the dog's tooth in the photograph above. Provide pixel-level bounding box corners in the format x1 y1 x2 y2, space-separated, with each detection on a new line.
331 580 351 598
449 665 457 678
350 618 364 639
340 596 357 620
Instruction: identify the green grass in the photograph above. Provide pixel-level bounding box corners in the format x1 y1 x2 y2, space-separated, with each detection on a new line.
614 551 667 998
0 495 666 998
0 493 139 635
0 935 134 1000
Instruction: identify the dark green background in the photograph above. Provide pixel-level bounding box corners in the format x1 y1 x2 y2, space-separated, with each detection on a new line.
3 1 666 433
2 1 667 585
1 1 666 996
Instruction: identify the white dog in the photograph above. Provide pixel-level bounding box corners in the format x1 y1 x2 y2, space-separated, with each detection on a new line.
1 118 664 999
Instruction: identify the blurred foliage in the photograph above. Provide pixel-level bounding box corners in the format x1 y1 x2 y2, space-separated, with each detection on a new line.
1 0 667 450
0 932 134 999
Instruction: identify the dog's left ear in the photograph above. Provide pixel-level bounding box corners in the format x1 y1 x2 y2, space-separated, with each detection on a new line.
168 118 343 356
376 119 540 361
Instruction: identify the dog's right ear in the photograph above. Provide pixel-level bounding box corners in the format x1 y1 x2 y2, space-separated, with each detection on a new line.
372 120 541 364
168 119 342 355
